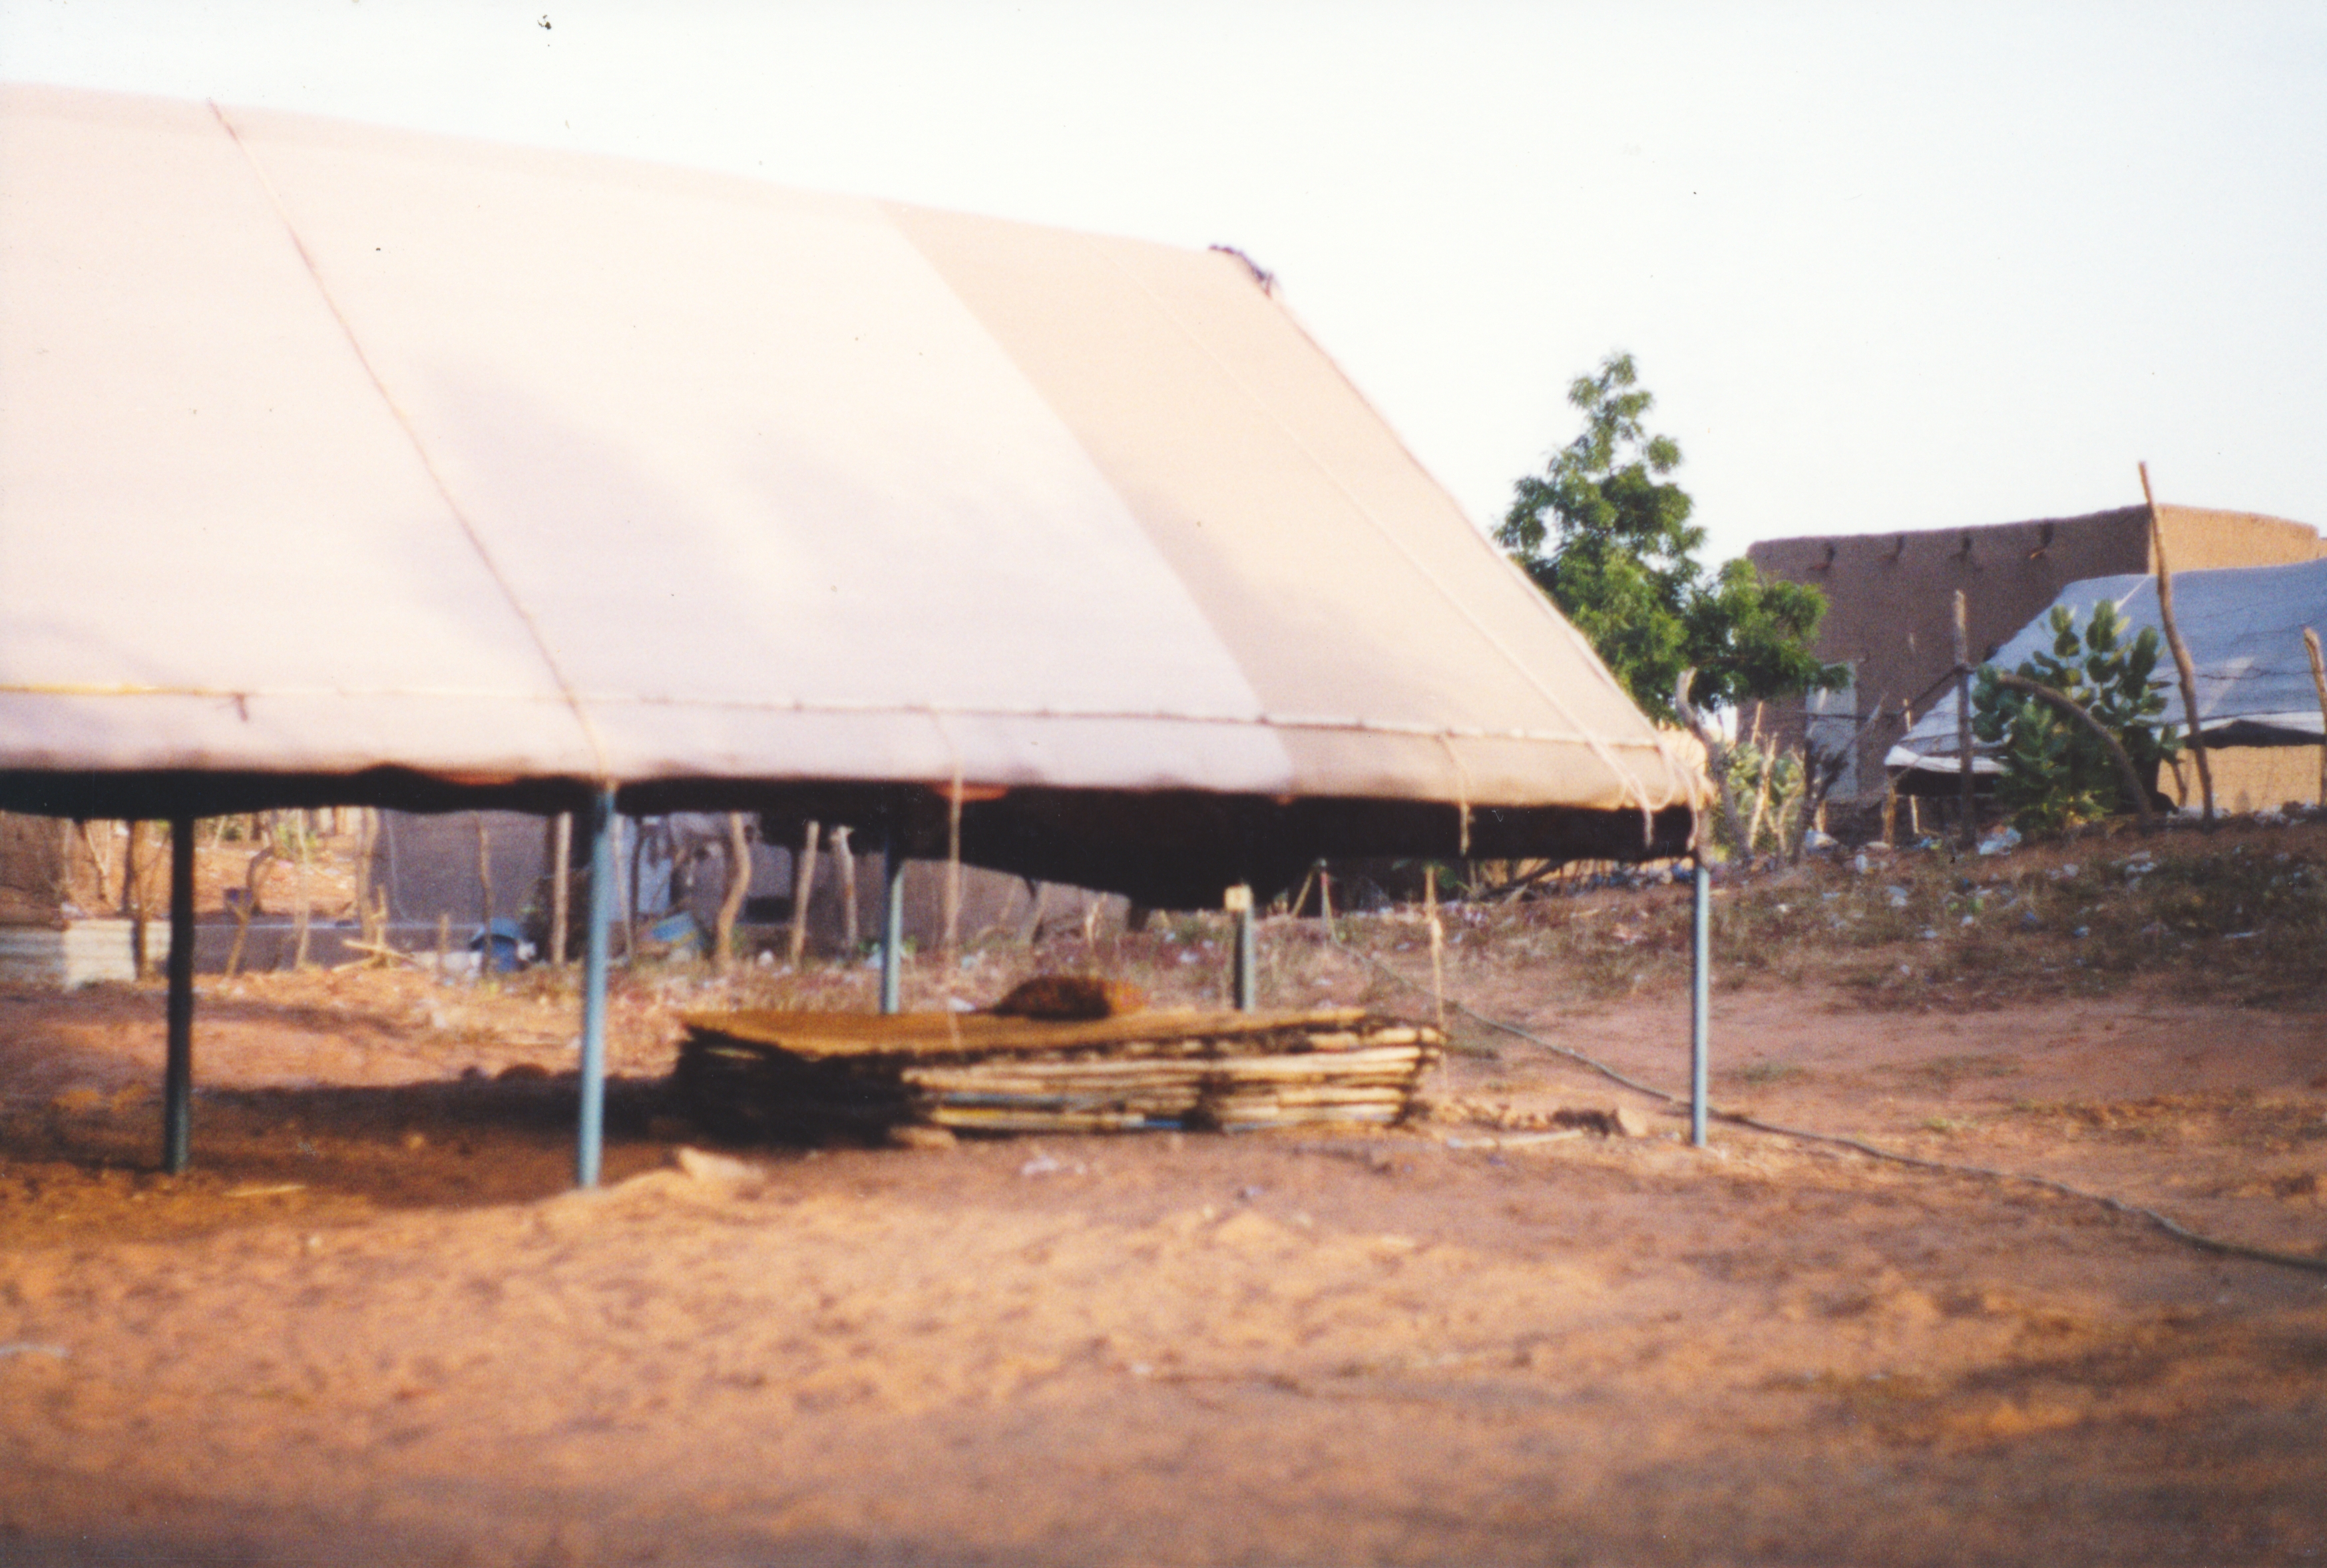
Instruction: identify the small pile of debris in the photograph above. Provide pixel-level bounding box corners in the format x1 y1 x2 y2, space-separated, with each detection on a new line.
1426 1096 1651 1138
674 1006 1442 1140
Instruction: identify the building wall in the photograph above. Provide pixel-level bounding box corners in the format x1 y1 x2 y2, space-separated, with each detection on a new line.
369 810 1120 961
1748 504 2326 800
2169 747 2324 816
0 814 154 928
0 812 70 925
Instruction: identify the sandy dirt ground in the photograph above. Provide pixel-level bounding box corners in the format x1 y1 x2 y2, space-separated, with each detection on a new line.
3 853 2326 1566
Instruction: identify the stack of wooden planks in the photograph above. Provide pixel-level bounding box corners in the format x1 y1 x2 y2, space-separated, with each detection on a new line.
674 1006 1442 1139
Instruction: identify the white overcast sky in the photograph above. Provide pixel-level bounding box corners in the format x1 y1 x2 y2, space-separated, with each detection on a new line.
5 1 2323 566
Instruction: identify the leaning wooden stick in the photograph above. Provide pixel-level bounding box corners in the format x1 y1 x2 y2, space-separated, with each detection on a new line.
831 825 858 952
1954 590 1976 851
2304 628 2327 806
122 821 146 978
550 811 571 970
223 821 278 979
473 813 492 968
788 820 820 968
2140 462 2213 823
1424 865 1446 1034
714 813 750 975
293 819 312 970
333 940 427 971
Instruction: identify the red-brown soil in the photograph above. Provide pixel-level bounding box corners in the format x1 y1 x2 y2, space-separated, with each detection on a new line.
3 841 2326 1566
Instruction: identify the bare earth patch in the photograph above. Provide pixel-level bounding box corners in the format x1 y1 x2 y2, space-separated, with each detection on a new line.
3 831 2326 1565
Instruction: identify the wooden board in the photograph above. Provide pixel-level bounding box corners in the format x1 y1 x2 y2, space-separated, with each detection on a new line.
680 1006 1371 1061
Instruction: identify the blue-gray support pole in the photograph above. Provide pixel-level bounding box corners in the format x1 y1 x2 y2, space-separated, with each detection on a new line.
162 815 196 1175
880 823 905 1016
1691 855 1711 1149
576 788 616 1189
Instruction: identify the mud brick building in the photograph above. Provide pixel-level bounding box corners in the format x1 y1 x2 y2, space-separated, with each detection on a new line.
1748 504 2325 811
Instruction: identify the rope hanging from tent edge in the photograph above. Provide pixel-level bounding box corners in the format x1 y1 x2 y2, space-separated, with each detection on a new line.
1433 734 1473 858
1331 936 2327 1278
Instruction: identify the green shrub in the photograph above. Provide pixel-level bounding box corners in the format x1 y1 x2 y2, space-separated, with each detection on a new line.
1971 600 2181 833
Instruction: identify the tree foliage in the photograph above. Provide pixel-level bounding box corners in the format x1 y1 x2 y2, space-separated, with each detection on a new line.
1498 353 1838 723
1972 600 2181 833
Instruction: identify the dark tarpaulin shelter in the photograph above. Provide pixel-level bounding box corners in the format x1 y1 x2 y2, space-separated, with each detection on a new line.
0 86 1707 1178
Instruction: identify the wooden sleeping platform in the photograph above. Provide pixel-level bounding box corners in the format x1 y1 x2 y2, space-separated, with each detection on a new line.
674 1006 1443 1139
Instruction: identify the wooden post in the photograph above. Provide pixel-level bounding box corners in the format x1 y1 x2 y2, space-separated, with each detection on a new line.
1424 865 1446 1034
1287 864 1317 920
550 812 572 970
471 813 495 974
78 820 111 906
788 821 820 968
1226 884 1256 1012
1690 853 1710 1149
621 814 641 962
943 783 964 971
714 813 750 975
1953 590 1976 851
224 817 276 979
832 825 858 952
2304 628 2327 806
2141 462 2213 823
1020 878 1050 944
353 809 374 952
122 821 147 979
292 817 312 970
357 809 387 962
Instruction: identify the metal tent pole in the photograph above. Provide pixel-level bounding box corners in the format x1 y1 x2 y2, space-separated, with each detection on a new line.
162 814 196 1175
576 787 615 1189
880 823 905 1016
1690 855 1711 1149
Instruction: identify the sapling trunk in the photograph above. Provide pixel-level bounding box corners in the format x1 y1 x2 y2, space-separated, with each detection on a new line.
2141 462 2213 823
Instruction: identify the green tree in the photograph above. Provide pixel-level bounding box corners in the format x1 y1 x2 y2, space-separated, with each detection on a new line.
1498 352 1838 723
1971 600 2181 833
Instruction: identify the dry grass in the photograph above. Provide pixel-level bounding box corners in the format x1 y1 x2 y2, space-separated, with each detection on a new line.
340 818 2327 1037
1232 817 2327 1018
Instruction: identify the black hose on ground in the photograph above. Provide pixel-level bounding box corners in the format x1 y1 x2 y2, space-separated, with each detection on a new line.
1339 938 2327 1278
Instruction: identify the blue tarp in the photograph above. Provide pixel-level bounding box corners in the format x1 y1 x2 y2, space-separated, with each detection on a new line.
1891 556 2327 774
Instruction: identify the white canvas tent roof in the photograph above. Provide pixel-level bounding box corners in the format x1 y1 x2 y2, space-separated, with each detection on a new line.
1889 556 2327 778
0 85 1699 903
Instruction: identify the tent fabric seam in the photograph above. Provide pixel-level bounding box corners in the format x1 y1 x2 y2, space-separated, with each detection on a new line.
1074 233 1673 831
208 99 612 780
1249 276 1700 816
